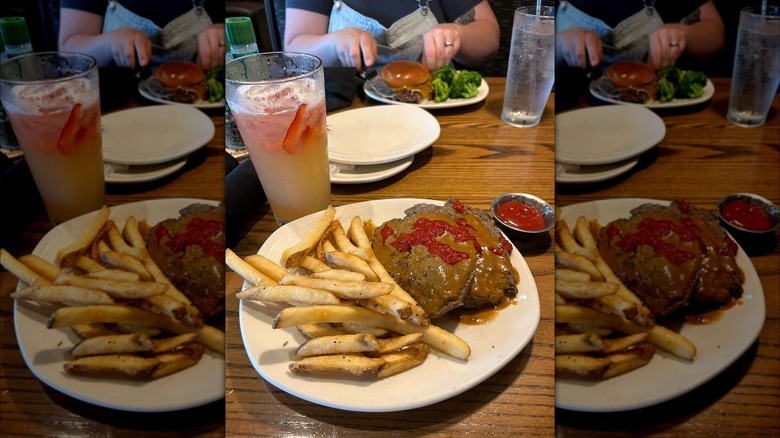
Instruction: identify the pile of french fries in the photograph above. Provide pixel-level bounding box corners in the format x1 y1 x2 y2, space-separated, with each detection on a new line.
227 205 471 379
1 205 225 380
554 215 696 379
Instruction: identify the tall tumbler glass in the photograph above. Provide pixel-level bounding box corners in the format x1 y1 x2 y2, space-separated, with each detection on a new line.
727 6 780 128
0 52 104 224
501 3 555 128
225 52 331 225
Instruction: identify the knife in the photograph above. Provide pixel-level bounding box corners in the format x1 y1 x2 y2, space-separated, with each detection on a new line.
359 62 396 100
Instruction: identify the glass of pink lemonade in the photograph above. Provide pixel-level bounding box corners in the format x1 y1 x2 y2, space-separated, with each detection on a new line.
225 52 330 225
0 52 104 224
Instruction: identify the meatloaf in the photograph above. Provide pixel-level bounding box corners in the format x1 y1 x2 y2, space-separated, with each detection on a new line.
146 203 225 319
597 200 744 319
371 199 518 319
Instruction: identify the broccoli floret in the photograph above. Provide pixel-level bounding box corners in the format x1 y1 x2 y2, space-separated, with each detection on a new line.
676 70 708 99
657 65 681 84
449 70 482 99
657 77 676 103
432 77 450 102
206 65 225 102
432 65 456 84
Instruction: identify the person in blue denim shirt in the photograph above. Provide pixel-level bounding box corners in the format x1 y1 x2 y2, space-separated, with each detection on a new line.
59 0 224 70
556 0 724 71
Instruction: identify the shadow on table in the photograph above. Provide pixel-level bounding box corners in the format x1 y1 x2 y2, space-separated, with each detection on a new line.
555 340 758 434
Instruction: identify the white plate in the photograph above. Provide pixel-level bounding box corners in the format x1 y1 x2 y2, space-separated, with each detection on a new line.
138 79 225 109
589 79 715 109
14 198 225 412
102 105 214 165
555 157 640 184
555 198 765 412
327 106 439 165
364 79 489 109
555 105 665 166
104 157 188 184
331 156 414 184
239 198 541 412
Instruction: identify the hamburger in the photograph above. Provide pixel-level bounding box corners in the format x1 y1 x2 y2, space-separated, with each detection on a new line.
153 60 207 103
146 203 225 319
379 60 432 103
371 199 518 319
604 60 658 103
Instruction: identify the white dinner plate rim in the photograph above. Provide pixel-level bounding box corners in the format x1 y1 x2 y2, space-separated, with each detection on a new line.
327 106 439 165
555 157 640 184
589 78 715 109
330 156 414 184
555 198 766 412
238 198 541 412
138 79 225 109
14 198 225 412
363 79 489 109
104 157 188 184
555 105 665 165
101 105 214 165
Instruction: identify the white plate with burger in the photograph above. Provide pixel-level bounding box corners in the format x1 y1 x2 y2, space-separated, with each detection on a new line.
555 105 665 166
101 105 214 166
238 198 541 412
138 61 225 109
555 198 765 412
327 105 439 165
589 60 715 109
13 198 225 412
363 61 489 109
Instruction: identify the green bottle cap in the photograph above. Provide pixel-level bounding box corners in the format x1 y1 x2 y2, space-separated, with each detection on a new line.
226 17 257 48
0 17 31 46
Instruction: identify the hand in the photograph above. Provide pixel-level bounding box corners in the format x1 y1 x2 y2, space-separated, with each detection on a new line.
421 24 461 71
331 28 377 70
106 28 151 69
556 28 602 69
647 24 687 71
196 24 226 71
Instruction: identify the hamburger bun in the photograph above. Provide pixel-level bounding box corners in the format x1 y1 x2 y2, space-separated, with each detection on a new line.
153 60 207 103
605 61 658 103
379 60 432 103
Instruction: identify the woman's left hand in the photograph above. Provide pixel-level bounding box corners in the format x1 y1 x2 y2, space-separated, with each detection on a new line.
647 24 687 71
421 24 462 70
197 24 226 71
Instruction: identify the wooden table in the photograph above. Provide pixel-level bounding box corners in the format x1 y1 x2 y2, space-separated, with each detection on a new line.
225 77 556 436
0 97 226 437
555 77 780 437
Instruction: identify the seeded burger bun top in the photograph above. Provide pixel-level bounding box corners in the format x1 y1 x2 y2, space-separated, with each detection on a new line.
605 60 658 103
379 60 432 103
153 60 207 103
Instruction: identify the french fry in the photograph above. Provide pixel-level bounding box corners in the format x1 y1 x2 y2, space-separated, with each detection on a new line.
99 251 152 281
85 269 141 282
295 333 380 357
365 256 430 326
272 305 470 360
63 354 159 378
331 221 373 260
69 333 154 357
556 268 593 283
71 323 121 339
324 251 379 282
151 343 204 378
19 254 63 282
75 255 105 273
554 333 606 354
602 343 655 378
555 250 604 281
377 343 429 378
236 285 341 306
311 269 366 283
282 205 337 267
56 205 111 267
555 278 620 299
297 323 347 339
298 255 331 273
339 322 390 338
11 285 115 305
150 333 199 354
54 274 168 299
555 354 611 378
226 249 276 286
1 249 51 286
244 254 288 283
289 354 385 376
347 216 372 250
115 322 162 336
374 333 424 354
279 274 393 300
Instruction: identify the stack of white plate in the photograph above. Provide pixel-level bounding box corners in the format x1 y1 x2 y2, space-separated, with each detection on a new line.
101 105 215 184
555 105 666 184
327 106 440 184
